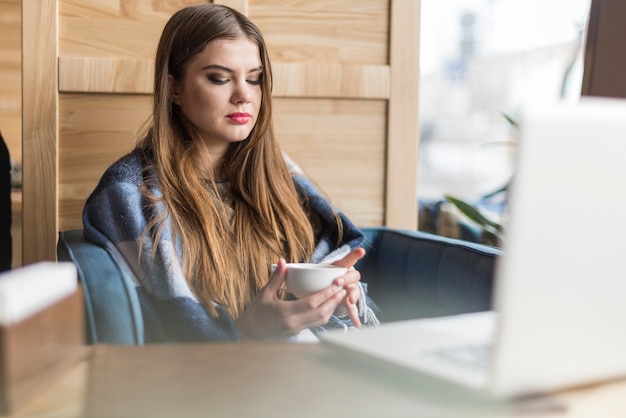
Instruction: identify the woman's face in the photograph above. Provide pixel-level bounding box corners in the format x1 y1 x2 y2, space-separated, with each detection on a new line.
170 37 263 152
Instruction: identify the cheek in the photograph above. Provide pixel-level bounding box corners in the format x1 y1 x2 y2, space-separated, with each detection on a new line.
254 91 263 113
188 90 220 116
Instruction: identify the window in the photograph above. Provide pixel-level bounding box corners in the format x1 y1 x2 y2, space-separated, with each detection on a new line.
418 0 591 243
419 0 591 201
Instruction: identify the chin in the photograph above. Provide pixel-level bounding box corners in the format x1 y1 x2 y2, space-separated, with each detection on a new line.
230 136 249 144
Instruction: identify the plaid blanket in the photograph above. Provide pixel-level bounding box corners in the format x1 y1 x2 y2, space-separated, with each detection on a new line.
83 150 377 342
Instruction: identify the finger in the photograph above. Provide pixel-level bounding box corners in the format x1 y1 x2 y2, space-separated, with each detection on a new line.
264 258 287 294
331 247 366 269
307 288 348 325
284 287 347 334
345 283 361 305
339 284 361 326
333 267 361 287
343 299 361 327
290 282 345 314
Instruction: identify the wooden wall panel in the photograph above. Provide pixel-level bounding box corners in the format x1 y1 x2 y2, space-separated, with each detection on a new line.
386 0 420 228
250 0 389 65
274 98 386 226
1 0 22 268
58 94 150 231
23 0 420 262
271 63 389 99
59 58 390 99
57 95 386 230
59 0 183 57
0 0 22 163
59 57 154 93
22 0 58 263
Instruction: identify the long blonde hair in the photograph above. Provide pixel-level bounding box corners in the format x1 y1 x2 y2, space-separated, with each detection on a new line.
137 4 315 318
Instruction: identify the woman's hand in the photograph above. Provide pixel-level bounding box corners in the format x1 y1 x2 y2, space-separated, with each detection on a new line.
236 248 367 339
235 258 348 339
330 247 366 327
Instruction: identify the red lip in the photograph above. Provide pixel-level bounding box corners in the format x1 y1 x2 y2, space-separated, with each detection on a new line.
226 112 252 124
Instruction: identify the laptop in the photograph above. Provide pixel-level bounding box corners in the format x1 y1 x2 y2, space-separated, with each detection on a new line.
320 97 626 399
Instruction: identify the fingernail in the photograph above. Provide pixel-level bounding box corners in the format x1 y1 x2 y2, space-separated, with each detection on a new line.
335 278 345 286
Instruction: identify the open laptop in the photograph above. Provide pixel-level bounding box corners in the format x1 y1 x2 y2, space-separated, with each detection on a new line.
320 97 626 399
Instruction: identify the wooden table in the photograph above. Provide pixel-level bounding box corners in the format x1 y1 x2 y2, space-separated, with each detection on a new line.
2 359 88 418
5 342 626 418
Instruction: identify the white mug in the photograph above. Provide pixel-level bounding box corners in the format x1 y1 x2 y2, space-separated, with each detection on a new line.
276 263 347 299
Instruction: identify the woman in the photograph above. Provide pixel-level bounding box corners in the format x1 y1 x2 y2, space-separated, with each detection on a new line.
83 3 378 342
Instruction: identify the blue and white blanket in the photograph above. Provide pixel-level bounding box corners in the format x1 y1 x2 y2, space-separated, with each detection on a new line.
83 150 378 342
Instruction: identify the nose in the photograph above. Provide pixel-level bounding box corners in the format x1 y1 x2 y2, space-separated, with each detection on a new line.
231 80 253 105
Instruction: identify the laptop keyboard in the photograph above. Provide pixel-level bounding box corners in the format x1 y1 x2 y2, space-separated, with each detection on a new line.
428 344 492 371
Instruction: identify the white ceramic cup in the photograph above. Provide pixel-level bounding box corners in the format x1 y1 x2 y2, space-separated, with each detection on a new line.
277 263 347 299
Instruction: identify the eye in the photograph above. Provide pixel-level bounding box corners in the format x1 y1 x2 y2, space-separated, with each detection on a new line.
208 75 228 85
247 73 263 86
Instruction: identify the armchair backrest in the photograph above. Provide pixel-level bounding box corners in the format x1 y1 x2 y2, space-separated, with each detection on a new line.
357 227 501 322
56 226 501 342
57 230 143 345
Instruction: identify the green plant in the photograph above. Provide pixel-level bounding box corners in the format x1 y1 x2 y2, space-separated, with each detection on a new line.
441 112 517 247
444 194 505 246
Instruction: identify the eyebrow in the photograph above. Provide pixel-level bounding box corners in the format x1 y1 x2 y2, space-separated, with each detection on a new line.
201 64 263 74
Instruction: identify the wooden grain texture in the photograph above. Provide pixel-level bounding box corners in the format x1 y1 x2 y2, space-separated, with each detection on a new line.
22 0 58 263
0 0 22 164
59 0 185 57
274 98 386 227
59 58 389 99
59 57 154 93
58 94 150 231
214 0 248 15
250 0 388 65
386 0 420 229
1 291 84 414
272 63 389 99
10 191 22 268
7 359 88 418
60 0 388 64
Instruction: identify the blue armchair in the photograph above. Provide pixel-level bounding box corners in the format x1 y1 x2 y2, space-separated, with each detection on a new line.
57 227 501 344
356 227 500 322
57 230 144 345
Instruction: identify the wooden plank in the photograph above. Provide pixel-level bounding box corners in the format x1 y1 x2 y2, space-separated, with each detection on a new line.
272 63 389 99
59 0 387 65
274 98 385 227
58 57 154 94
59 1 241 59
58 57 390 99
60 18 164 58
214 0 249 15
22 0 59 263
385 0 420 229
0 0 22 164
250 0 388 65
58 94 150 231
